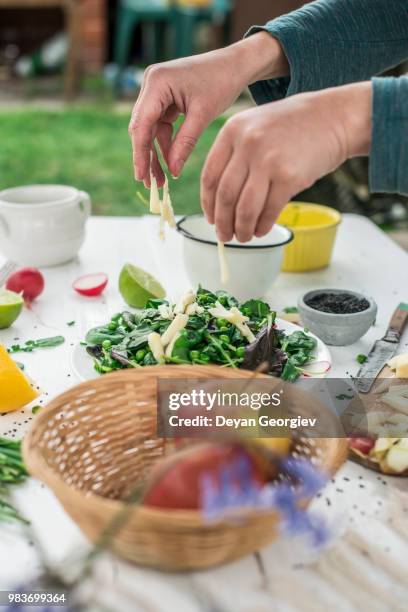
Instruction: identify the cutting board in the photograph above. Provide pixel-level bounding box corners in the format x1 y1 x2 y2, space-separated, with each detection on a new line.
348 365 408 476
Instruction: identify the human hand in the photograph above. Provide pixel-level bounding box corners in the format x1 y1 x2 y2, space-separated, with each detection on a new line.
201 81 372 242
129 32 286 186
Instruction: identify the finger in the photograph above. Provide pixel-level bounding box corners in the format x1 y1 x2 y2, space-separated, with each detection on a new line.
129 90 162 183
168 106 208 177
201 128 233 226
234 173 270 243
213 154 249 243
149 144 165 188
255 184 290 238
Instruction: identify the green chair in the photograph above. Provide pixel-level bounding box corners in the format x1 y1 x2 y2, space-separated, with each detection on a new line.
114 0 173 82
173 0 231 58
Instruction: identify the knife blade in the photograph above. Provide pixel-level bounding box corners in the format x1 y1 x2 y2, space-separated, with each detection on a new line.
0 260 16 287
356 302 408 393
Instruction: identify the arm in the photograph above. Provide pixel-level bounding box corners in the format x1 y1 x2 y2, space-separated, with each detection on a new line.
247 0 408 105
370 76 408 195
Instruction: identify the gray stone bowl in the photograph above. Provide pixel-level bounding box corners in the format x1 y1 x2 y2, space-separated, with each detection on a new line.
298 289 377 346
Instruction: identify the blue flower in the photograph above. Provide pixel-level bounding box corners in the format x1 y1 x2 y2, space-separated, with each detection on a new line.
201 455 329 548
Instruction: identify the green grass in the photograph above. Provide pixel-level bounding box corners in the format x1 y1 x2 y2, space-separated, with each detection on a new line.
0 108 225 216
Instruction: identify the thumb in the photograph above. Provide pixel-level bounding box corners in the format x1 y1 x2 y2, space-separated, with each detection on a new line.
168 108 208 177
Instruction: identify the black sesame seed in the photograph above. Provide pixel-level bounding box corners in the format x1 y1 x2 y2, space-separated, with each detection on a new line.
305 292 370 314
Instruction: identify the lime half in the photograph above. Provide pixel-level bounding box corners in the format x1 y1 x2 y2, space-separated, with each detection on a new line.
0 289 23 329
119 263 166 308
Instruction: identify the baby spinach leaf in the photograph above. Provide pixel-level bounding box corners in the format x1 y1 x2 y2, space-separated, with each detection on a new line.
281 360 302 382
282 330 317 354
241 299 271 321
145 298 169 309
85 327 125 346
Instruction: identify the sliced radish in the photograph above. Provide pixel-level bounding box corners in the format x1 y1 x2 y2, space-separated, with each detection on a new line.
300 360 331 377
73 273 108 297
348 436 375 456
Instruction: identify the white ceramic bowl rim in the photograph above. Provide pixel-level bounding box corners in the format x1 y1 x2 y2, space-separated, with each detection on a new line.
177 215 294 250
299 288 377 318
0 184 80 209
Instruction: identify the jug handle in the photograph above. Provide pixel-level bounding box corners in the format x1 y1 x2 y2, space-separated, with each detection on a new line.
78 191 92 218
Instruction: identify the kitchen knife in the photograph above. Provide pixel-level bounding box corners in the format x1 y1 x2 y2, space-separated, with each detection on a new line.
0 260 16 287
356 302 408 393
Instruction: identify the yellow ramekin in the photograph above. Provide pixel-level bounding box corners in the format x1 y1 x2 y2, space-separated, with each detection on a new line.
277 202 342 272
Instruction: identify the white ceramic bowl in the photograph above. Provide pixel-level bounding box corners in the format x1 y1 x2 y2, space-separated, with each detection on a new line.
0 185 91 267
177 215 293 301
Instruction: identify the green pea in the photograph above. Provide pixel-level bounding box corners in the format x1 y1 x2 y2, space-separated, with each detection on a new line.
216 318 228 329
199 354 210 363
111 313 121 322
108 321 118 331
102 339 112 350
219 334 230 344
135 349 146 361
189 350 200 362
236 346 246 358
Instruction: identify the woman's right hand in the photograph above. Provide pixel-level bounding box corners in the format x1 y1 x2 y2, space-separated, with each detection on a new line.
129 32 287 185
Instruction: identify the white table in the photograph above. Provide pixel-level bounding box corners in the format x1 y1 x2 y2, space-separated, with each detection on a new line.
1 214 408 611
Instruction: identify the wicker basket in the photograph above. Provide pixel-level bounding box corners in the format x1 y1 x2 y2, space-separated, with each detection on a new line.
23 365 347 571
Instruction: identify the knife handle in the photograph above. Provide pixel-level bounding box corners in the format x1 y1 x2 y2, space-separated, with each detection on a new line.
389 302 408 336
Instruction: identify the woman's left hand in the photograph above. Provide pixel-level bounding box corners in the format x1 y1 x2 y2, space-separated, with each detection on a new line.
201 82 372 243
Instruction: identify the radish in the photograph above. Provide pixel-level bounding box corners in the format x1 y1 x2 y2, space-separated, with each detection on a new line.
6 268 44 303
300 361 331 377
348 436 375 456
73 273 108 297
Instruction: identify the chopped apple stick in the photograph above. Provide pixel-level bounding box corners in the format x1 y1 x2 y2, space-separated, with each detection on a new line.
150 173 161 214
218 241 229 285
162 176 176 228
159 199 166 241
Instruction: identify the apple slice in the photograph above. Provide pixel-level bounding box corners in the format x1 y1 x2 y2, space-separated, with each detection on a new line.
73 273 108 297
382 438 408 474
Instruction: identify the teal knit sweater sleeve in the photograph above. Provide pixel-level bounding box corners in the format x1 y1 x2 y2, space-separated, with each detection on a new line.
245 0 408 195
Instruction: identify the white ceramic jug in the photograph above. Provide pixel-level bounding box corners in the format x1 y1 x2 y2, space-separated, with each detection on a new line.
0 185 91 267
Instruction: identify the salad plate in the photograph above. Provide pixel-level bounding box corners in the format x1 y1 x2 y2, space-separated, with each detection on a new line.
71 317 331 383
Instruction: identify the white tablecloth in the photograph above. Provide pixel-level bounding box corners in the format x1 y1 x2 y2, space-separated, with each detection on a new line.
1 214 408 611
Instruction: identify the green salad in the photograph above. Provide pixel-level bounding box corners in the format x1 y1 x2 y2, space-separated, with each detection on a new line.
85 287 318 382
